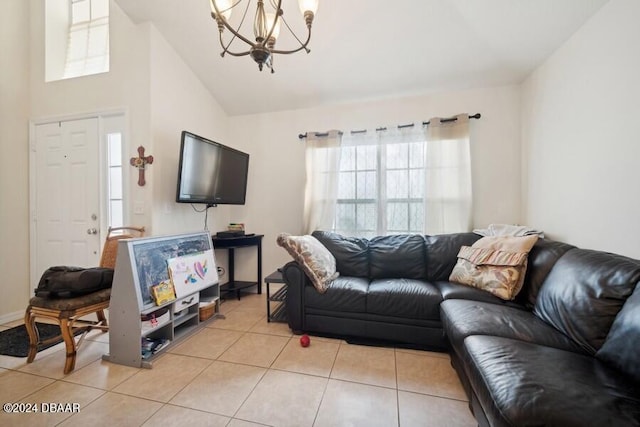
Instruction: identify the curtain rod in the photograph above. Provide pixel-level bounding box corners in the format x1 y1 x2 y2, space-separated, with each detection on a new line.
298 113 481 139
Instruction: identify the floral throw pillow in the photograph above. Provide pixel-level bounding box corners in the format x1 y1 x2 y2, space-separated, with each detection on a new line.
449 235 539 300
277 233 339 293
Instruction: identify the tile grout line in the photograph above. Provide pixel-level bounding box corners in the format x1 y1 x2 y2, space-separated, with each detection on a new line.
395 348 401 427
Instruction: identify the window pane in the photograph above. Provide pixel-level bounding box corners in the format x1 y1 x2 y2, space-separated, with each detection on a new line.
356 171 376 199
409 169 423 198
339 146 355 170
387 170 408 199
409 202 424 232
67 26 88 61
87 22 108 57
338 171 355 199
336 204 356 231
107 133 122 166
109 167 122 199
386 143 408 169
110 200 123 228
91 0 109 19
72 0 90 24
387 203 408 232
356 145 376 170
357 203 377 231
409 142 424 168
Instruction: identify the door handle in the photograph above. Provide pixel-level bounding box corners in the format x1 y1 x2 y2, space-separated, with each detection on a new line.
87 228 98 235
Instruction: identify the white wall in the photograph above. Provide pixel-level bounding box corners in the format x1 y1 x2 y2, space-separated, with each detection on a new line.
0 0 31 321
147 25 236 277
148 25 231 236
521 0 640 258
230 85 523 277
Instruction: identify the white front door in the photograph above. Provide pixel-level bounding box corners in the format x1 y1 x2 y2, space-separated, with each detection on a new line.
34 118 101 279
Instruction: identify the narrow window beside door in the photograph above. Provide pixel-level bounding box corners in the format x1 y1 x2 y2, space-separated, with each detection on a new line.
107 132 123 228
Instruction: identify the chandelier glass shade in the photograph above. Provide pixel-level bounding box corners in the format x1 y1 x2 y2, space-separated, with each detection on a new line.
209 0 318 73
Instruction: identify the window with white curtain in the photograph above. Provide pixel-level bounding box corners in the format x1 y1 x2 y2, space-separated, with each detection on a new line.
304 115 472 238
63 0 109 79
334 129 426 237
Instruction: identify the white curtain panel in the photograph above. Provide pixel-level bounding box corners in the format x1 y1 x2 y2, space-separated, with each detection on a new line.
423 114 473 235
303 130 343 234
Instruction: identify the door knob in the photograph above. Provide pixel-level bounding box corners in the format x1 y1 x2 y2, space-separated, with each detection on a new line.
87 228 98 235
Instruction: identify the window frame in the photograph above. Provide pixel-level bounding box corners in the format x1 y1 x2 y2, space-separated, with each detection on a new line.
334 133 427 237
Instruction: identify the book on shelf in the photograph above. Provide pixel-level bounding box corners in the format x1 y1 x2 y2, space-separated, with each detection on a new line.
151 280 176 305
141 337 171 359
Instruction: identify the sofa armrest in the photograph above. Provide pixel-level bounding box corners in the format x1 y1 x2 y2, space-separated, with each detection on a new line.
282 261 310 333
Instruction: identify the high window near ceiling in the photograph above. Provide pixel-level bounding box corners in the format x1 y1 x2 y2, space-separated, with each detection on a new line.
45 0 110 82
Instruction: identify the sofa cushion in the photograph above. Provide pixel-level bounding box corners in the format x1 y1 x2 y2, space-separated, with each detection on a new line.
449 235 539 300
304 276 369 313
312 230 369 277
435 281 525 308
596 283 640 383
366 278 442 320
534 248 640 354
369 234 426 280
277 233 339 293
424 232 481 281
440 299 583 359
463 335 640 427
516 238 576 308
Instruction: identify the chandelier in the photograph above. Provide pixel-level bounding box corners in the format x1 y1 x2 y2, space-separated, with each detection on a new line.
209 0 319 73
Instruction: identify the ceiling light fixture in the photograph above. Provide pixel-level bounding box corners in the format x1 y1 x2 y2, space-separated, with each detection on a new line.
209 0 318 73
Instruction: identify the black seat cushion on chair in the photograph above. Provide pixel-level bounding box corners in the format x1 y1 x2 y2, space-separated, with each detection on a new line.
35 266 114 298
29 288 111 311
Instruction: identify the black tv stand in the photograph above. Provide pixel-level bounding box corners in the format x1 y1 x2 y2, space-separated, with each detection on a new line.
216 230 245 238
212 234 263 300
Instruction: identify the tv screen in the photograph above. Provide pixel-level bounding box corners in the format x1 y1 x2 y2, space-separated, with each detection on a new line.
176 131 249 205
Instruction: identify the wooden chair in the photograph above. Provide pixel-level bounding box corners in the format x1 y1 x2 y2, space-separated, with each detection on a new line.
24 226 145 374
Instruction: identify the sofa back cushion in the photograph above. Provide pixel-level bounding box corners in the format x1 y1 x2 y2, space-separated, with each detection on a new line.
516 239 576 308
277 233 339 293
534 248 640 354
424 232 481 281
596 284 640 383
369 234 426 280
312 231 369 277
449 235 539 301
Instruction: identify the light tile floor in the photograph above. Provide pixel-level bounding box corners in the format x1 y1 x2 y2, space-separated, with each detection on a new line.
0 291 476 426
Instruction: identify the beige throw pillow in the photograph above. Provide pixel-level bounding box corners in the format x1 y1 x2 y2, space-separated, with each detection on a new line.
449 235 539 300
277 233 339 293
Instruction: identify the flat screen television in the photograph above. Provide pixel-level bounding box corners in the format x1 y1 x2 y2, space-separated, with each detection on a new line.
176 131 249 206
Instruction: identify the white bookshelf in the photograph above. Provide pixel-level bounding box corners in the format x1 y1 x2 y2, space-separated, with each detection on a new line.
103 232 220 368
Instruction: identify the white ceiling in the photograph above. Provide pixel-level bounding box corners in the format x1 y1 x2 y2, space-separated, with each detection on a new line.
114 0 608 116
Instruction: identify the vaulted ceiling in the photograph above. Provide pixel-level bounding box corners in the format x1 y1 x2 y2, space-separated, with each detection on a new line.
115 0 608 116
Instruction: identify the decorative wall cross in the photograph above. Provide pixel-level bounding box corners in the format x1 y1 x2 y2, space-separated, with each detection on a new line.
130 146 154 186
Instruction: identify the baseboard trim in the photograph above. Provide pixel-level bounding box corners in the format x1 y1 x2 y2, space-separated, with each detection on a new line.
0 310 24 325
